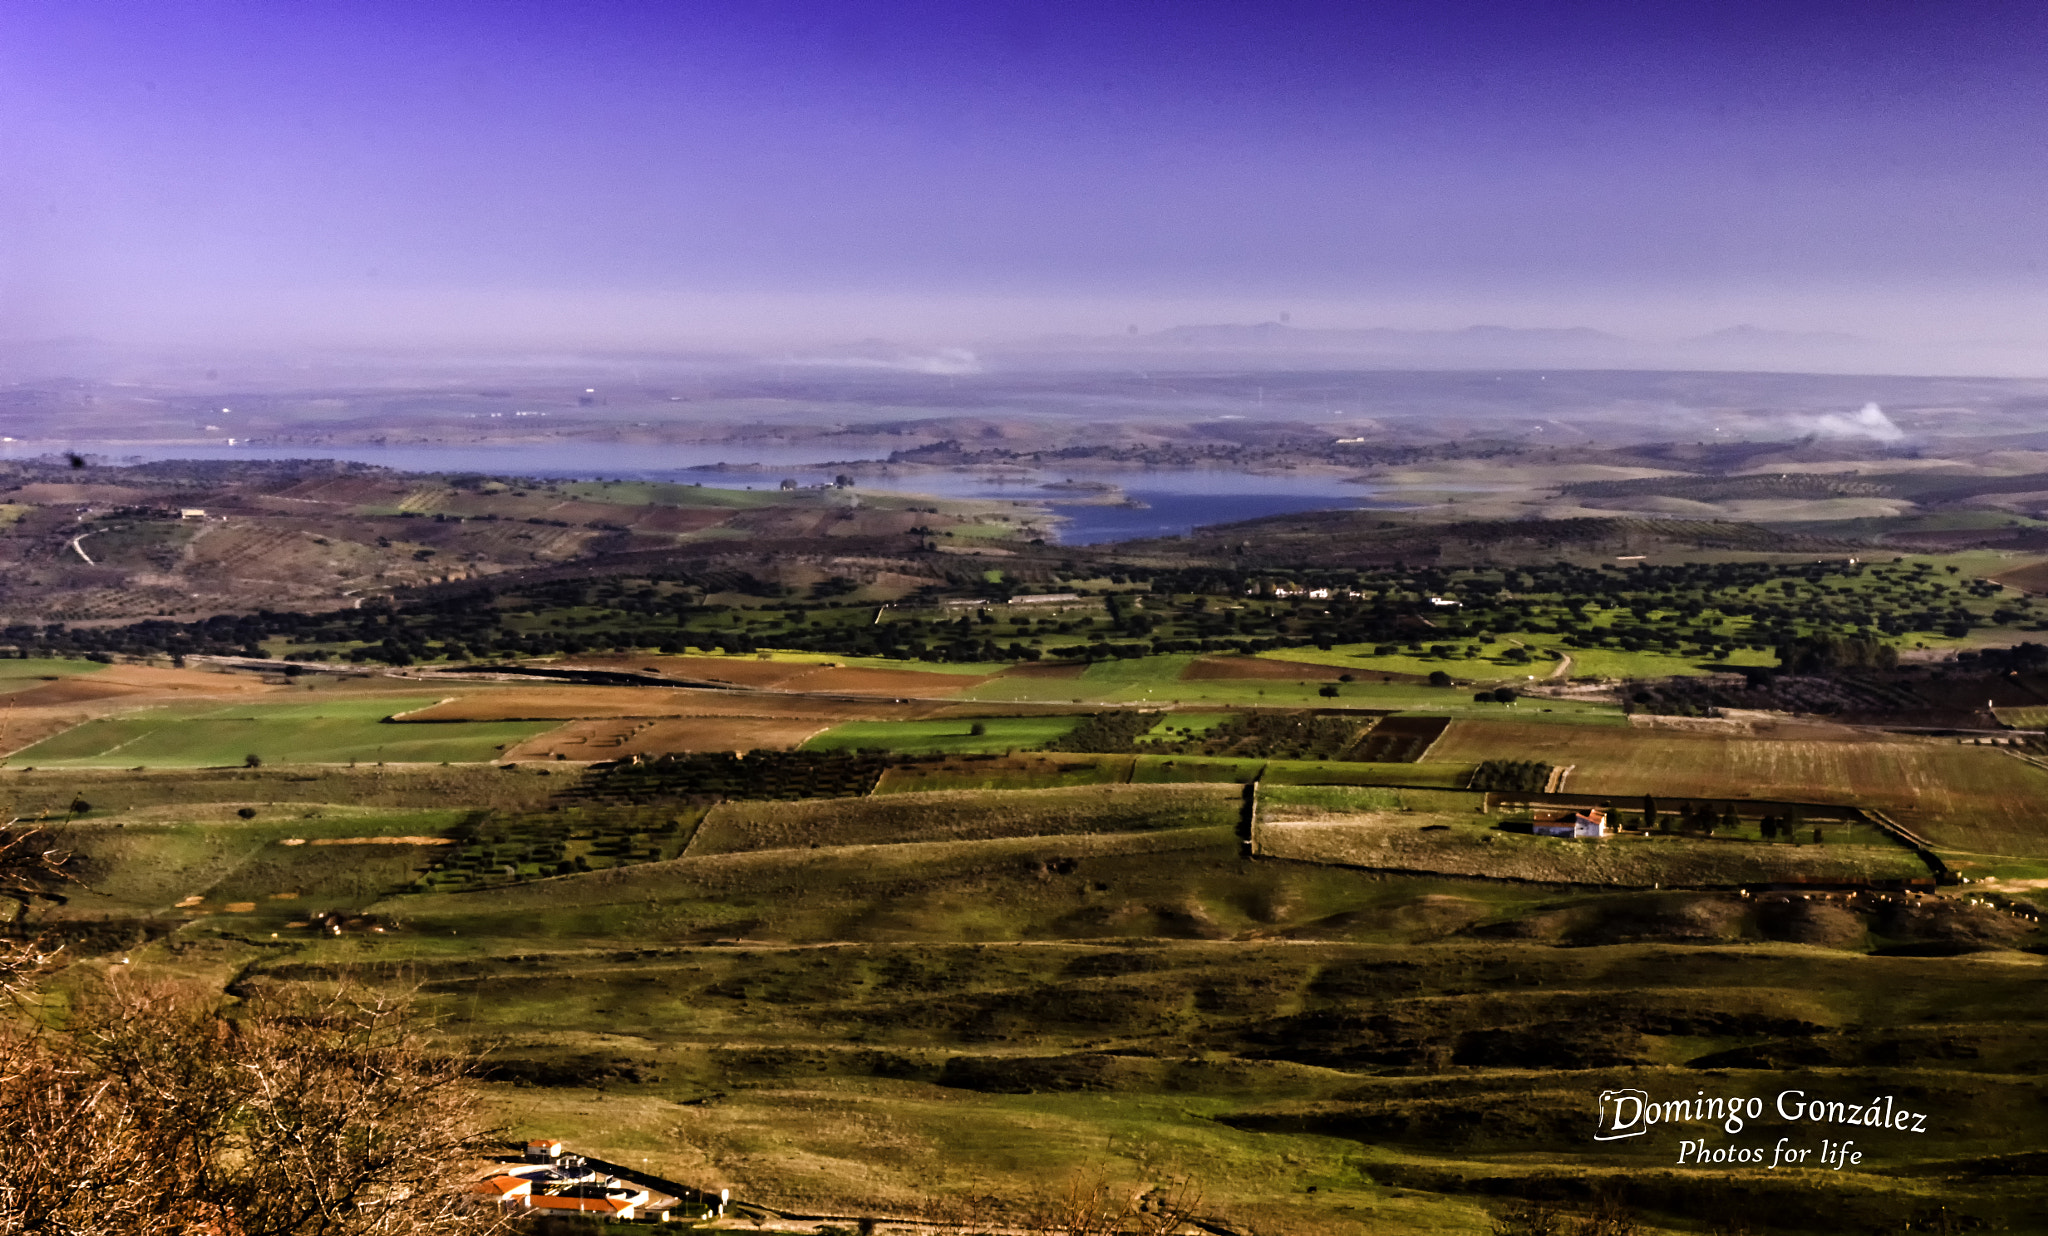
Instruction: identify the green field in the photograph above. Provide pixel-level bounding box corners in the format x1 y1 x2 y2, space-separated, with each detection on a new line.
10 696 555 767
1254 812 1928 887
12 746 2047 1235
956 660 1624 713
0 657 109 689
691 783 1239 854
802 715 1082 754
1260 639 1776 682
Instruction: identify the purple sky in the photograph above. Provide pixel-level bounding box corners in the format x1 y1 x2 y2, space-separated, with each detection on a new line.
5 1 2047 351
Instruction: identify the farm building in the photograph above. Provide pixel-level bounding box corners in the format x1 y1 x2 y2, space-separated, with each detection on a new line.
1532 807 1608 839
529 1194 639 1220
469 1176 532 1204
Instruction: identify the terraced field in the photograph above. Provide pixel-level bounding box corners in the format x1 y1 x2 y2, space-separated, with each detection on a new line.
11 739 2046 1236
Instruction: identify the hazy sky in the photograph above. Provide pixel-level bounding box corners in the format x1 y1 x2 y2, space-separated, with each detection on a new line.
5 1 2048 351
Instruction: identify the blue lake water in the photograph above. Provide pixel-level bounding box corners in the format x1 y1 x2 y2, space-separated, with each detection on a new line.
20 441 1389 545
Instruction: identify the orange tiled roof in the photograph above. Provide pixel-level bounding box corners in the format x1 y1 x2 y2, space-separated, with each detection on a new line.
530 1195 633 1214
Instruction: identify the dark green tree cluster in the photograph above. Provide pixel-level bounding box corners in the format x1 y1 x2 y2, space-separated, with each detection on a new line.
1038 711 1165 754
1468 760 1553 792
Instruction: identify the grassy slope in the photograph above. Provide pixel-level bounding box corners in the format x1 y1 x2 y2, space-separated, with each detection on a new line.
15 711 2048 1234
1427 719 2048 860
0 657 109 688
1256 814 1927 887
1260 640 1777 682
11 695 555 767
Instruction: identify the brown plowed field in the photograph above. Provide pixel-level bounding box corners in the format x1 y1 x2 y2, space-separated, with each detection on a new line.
642 657 821 687
0 665 278 705
399 686 927 722
1 678 156 706
775 666 990 696
506 716 829 760
1182 655 1346 681
0 708 100 757
1991 557 2048 594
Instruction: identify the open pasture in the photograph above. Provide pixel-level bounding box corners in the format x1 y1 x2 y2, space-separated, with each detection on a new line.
0 660 281 703
1254 813 1928 887
1430 719 2048 855
801 715 1081 755
0 657 110 689
10 695 553 767
0 765 558 821
394 685 929 722
691 782 1240 855
573 653 996 695
873 754 1126 793
1256 640 1774 684
36 805 480 919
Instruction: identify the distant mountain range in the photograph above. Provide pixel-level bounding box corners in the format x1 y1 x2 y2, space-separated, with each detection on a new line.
994 322 1957 375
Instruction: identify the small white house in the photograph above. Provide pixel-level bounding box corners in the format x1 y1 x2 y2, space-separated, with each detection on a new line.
1532 807 1608 839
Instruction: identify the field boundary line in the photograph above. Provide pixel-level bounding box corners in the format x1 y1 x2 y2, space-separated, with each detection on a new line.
1997 746 2048 775
1409 718 1452 763
1859 807 1952 884
674 798 722 860
384 697 456 721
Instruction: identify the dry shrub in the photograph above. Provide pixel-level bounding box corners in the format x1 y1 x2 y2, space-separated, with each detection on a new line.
1493 1199 1642 1236
0 979 507 1236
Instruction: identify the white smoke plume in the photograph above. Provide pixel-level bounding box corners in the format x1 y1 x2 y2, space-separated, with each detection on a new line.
1800 401 1904 441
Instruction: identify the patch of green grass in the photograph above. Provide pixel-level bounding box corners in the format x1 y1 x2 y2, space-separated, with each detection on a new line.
557 480 787 509
1143 712 1238 739
1261 759 1479 788
687 644 1006 677
0 657 110 689
945 520 1022 541
1552 645 1771 680
42 806 475 915
1256 813 1927 886
1261 640 1772 683
1078 654 1202 685
802 716 1083 755
692 784 1239 854
12 696 554 767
